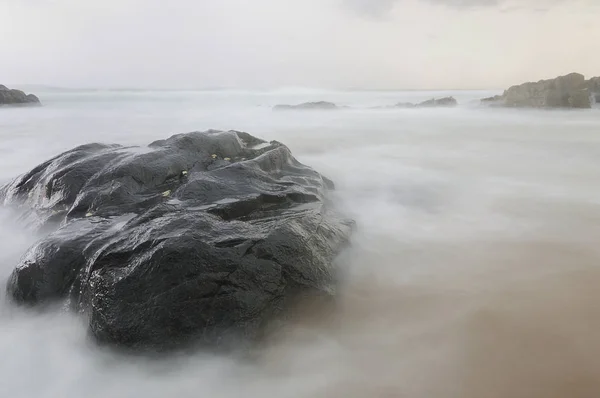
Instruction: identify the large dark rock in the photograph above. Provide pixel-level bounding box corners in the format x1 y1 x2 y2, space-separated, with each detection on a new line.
3 130 353 350
273 101 339 111
0 84 41 106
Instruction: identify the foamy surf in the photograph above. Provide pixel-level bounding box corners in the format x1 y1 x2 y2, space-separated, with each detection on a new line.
1 89 600 397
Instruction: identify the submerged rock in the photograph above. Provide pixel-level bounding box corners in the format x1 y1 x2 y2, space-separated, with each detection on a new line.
273 101 339 111
3 130 353 350
0 85 41 106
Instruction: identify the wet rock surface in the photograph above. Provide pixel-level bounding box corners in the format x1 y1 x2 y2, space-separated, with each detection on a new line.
2 130 353 350
0 85 41 106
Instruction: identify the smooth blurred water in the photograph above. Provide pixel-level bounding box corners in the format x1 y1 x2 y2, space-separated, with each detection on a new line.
2 89 600 398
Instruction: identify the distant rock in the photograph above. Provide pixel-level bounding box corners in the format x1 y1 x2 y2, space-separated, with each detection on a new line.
416 96 457 108
0 85 41 106
505 72 588 108
395 96 458 108
480 95 504 107
481 73 600 109
26 94 40 103
273 101 338 111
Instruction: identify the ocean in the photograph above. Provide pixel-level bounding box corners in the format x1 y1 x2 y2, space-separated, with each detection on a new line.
2 88 600 397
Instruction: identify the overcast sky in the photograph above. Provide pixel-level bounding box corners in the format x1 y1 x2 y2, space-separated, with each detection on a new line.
1 0 599 89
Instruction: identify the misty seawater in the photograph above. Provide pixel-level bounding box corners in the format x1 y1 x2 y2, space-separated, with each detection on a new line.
3 89 600 398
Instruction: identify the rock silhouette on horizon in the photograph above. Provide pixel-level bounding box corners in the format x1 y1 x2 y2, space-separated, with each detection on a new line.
274 97 458 111
3 130 353 351
395 96 458 108
0 85 41 106
273 101 339 111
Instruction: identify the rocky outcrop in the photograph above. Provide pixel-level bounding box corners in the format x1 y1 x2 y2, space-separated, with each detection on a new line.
395 96 457 108
480 73 600 109
0 85 41 106
273 101 339 111
505 73 589 108
3 130 353 350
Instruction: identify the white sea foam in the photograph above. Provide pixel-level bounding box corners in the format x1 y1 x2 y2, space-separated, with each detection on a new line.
2 89 600 397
